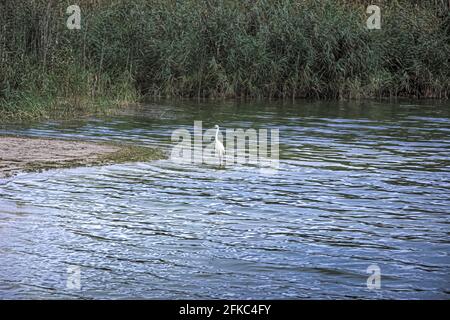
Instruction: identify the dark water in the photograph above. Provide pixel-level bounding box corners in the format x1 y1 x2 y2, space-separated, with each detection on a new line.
0 100 449 299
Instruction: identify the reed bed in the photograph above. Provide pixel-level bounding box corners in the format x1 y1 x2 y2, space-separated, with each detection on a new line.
1 0 449 120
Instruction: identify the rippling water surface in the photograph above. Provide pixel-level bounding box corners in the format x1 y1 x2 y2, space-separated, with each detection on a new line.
0 101 449 299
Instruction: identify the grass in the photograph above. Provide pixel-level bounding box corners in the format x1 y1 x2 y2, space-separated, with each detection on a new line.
0 95 135 123
99 144 166 164
0 0 448 122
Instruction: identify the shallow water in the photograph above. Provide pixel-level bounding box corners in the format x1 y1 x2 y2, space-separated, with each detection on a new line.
0 100 449 299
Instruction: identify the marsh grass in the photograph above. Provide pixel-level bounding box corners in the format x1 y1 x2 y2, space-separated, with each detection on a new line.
0 0 448 121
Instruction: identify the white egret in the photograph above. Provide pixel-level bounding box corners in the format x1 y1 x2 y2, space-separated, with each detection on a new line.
214 125 225 166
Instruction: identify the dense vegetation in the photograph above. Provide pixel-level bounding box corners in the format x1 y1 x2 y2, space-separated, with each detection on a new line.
0 0 449 120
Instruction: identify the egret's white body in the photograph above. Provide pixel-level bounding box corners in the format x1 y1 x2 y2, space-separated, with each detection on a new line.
214 125 225 166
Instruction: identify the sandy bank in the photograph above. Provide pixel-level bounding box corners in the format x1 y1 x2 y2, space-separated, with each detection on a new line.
0 136 163 178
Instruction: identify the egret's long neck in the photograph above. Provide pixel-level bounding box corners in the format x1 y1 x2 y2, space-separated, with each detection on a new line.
215 127 219 140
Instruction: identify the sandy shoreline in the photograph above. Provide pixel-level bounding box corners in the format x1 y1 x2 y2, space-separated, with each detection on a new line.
0 136 162 178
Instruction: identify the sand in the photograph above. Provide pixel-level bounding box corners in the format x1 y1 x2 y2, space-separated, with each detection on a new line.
0 136 121 178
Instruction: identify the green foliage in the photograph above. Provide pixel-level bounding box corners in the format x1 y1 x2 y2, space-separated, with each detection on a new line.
0 0 448 120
